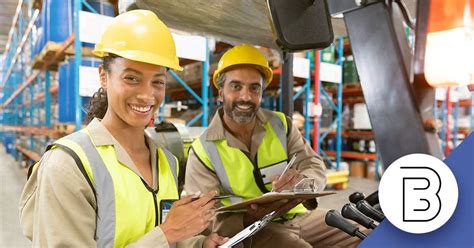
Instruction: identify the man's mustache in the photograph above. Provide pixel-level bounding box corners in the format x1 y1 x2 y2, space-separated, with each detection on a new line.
232 101 257 109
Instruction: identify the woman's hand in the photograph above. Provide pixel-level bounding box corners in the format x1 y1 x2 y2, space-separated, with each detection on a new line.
161 191 217 244
202 233 229 248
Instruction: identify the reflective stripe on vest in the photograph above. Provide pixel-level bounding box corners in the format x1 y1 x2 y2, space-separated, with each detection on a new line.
199 134 242 205
268 114 287 152
55 130 179 247
161 148 178 188
64 131 116 247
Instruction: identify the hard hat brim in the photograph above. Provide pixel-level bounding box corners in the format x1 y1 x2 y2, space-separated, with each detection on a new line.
212 63 273 89
93 48 183 71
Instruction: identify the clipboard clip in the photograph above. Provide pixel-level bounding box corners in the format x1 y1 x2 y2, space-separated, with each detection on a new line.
259 210 277 226
279 178 319 193
218 211 277 248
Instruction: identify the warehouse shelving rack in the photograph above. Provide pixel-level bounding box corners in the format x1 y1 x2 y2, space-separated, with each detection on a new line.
290 51 312 141
312 37 383 183
0 0 108 164
163 43 312 129
315 37 344 170
435 87 474 157
1 0 43 161
262 51 312 140
166 39 211 127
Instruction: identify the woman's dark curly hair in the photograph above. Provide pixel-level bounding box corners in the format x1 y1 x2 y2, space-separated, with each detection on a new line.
83 54 118 124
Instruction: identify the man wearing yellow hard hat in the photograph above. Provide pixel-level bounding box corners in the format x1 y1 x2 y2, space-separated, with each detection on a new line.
20 10 227 248
185 45 364 247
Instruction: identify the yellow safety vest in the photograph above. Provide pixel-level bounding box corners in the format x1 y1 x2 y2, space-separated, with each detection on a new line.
191 111 307 219
30 129 179 248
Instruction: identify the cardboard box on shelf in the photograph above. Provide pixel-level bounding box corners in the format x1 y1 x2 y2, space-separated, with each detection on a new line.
184 62 203 82
366 161 376 179
353 103 372 130
349 161 366 178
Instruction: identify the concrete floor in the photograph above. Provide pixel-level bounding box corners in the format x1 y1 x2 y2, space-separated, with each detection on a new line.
0 142 378 247
0 144 31 247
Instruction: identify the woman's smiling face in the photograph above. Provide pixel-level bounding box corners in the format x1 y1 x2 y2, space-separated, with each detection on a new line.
100 57 167 128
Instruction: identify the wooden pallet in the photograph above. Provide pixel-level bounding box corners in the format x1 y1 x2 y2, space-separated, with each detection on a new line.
64 45 95 57
32 41 96 71
53 124 76 134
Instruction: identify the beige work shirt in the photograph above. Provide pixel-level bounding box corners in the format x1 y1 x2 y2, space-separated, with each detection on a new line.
185 108 327 236
19 118 205 248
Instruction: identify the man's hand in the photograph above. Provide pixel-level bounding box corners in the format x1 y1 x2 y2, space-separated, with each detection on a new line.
161 191 217 244
203 233 229 248
243 199 302 226
271 168 304 192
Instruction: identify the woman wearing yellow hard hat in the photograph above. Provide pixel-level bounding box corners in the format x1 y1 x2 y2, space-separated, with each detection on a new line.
20 10 227 247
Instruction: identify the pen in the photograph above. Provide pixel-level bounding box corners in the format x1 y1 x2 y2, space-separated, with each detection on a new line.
191 193 232 201
212 195 232 200
270 153 298 192
278 153 298 180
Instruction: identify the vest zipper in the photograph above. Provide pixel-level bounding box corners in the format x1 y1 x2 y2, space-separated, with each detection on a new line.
152 191 159 226
140 178 159 227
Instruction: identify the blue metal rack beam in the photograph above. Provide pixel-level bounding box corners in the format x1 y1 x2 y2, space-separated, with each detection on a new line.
201 38 210 127
168 71 204 105
304 52 311 141
453 99 459 147
440 98 446 153
74 0 82 130
289 51 312 141
163 40 210 127
335 37 344 169
317 37 344 169
0 9 39 91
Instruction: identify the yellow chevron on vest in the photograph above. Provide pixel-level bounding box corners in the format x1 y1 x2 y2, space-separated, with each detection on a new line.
192 111 307 218
50 129 179 247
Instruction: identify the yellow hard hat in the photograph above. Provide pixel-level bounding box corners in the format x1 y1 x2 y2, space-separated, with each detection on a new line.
213 44 273 88
93 10 182 71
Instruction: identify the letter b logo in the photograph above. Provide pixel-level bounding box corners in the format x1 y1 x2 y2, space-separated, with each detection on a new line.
379 154 458 233
402 167 441 222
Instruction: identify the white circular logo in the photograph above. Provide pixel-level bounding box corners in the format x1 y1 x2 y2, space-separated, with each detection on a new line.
379 153 458 234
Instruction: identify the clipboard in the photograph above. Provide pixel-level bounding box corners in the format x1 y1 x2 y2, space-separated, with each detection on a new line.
217 191 335 212
218 210 277 248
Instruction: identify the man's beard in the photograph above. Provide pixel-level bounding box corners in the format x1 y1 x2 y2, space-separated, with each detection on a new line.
223 99 259 124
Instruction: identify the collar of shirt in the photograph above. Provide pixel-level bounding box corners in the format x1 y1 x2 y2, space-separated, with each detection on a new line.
86 118 159 189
